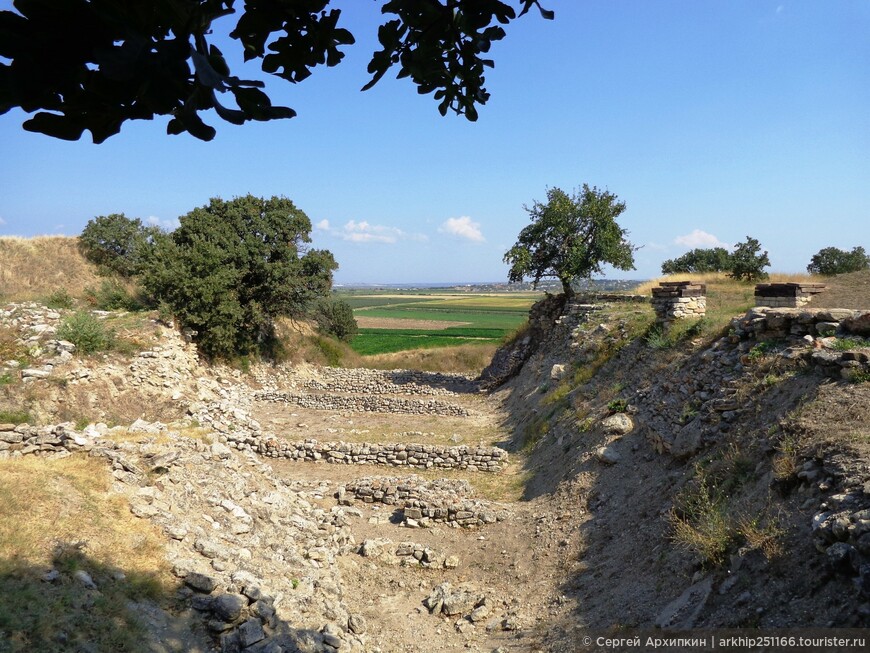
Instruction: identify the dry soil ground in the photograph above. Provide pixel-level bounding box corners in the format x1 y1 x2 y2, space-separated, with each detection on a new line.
250 382 579 653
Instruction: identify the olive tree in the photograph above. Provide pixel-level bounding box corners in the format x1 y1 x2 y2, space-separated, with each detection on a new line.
503 185 636 297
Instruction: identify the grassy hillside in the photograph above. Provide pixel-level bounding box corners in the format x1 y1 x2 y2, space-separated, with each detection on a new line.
0 236 102 300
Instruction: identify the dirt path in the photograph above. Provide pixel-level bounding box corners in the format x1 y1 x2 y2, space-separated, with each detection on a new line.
251 369 579 652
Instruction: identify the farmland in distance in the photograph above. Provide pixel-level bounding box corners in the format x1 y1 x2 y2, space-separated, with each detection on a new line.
338 289 542 355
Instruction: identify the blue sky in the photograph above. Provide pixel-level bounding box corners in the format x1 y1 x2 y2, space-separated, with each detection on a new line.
1 1 868 284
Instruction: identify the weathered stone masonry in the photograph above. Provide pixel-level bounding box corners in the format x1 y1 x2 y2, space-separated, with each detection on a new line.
233 437 508 473
651 281 707 326
754 282 826 308
254 391 471 417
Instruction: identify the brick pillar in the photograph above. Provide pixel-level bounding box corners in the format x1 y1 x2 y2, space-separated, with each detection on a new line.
651 281 707 327
754 283 826 308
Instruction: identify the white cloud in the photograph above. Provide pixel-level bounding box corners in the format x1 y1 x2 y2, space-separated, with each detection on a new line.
0 216 6 226
674 229 729 249
341 220 403 243
315 218 427 244
439 216 485 243
147 215 179 230
644 241 669 252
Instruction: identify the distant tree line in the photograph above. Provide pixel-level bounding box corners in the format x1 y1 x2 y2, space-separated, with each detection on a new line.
78 195 357 359
660 241 868 281
660 237 771 282
806 246 869 276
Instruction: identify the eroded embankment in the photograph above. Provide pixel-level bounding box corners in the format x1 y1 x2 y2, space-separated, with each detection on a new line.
490 296 870 649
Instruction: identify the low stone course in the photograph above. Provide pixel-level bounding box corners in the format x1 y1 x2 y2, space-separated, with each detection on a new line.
254 390 471 417
302 367 478 396
338 475 510 527
237 436 508 472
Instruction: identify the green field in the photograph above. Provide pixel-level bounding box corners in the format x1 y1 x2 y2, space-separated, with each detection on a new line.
339 291 540 355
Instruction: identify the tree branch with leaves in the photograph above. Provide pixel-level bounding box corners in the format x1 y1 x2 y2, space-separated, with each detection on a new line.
0 0 552 142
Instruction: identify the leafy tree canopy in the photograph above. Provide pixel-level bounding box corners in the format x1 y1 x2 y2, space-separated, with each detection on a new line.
728 236 770 282
806 246 869 276
0 0 552 142
78 213 163 277
503 185 636 297
312 296 358 342
661 247 732 275
141 194 337 358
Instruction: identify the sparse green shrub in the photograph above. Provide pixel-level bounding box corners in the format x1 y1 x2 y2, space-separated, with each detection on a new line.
669 470 735 566
0 373 12 386
829 336 870 351
84 279 144 311
56 311 115 354
607 398 628 413
680 401 700 424
644 325 672 350
43 288 75 310
746 340 776 363
312 297 358 342
0 409 30 424
846 369 870 384
313 336 344 367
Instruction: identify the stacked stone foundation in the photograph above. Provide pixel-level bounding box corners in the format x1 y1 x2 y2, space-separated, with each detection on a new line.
754 283 826 308
651 281 707 326
241 437 508 472
338 476 510 527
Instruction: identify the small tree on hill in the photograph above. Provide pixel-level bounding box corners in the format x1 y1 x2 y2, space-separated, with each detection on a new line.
78 213 163 277
807 246 869 276
661 247 732 275
312 297 358 342
503 185 636 297
142 195 337 358
728 236 770 282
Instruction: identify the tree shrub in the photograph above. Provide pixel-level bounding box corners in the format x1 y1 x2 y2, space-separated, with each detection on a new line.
56 311 115 353
43 288 75 310
78 213 163 277
142 195 337 358
83 279 144 311
312 298 358 342
661 247 732 275
806 246 869 276
503 184 636 296
728 236 770 282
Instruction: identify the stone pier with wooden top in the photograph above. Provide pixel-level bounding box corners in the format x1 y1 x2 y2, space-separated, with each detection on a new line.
651 281 707 326
754 282 826 308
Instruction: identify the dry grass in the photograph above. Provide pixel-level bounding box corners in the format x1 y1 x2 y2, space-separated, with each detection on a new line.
0 236 101 301
0 454 174 652
361 343 499 375
0 455 170 579
633 271 814 297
